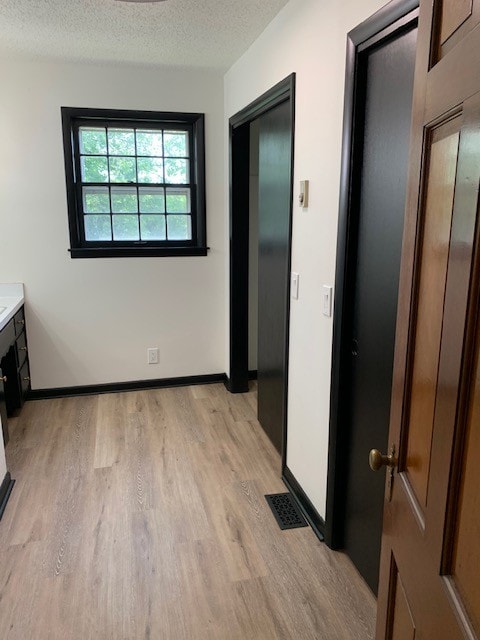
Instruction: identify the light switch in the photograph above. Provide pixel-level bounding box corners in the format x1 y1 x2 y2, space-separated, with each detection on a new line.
299 180 309 208
322 285 332 317
291 272 299 299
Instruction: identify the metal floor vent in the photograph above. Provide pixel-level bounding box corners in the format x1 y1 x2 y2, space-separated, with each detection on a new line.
265 493 308 530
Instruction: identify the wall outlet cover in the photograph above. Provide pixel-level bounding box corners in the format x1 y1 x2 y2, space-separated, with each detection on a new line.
147 347 159 364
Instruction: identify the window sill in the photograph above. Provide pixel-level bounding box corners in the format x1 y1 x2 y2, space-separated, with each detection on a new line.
69 246 208 258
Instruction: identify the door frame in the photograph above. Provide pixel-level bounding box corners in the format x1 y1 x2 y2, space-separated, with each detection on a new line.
227 73 295 469
324 0 419 549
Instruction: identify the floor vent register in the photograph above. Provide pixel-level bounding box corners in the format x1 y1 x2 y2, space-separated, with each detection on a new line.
265 493 308 530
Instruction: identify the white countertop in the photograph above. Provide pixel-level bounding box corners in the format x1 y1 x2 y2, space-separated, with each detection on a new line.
0 283 25 332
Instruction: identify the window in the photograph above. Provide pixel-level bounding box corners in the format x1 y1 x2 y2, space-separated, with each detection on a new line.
61 107 206 258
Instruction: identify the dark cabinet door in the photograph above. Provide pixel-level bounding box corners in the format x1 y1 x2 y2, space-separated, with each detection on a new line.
1 345 21 414
0 368 9 446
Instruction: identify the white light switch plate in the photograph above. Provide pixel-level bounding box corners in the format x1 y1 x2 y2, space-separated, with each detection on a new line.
299 180 309 208
322 285 332 317
291 272 299 299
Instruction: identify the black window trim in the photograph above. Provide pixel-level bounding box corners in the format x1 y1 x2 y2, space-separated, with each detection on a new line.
61 106 207 258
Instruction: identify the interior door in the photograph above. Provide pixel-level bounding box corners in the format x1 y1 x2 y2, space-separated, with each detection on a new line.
376 1 480 637
343 19 417 594
257 100 292 453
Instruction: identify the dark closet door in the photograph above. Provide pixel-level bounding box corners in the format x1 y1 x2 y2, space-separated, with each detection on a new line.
257 100 292 453
343 24 417 593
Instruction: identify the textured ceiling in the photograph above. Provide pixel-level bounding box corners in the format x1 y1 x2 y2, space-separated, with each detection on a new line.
0 0 289 70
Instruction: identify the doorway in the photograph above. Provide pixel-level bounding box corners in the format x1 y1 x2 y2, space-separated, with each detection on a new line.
326 1 418 593
228 75 295 461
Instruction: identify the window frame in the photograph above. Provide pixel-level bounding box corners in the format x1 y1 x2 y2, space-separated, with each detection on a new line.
61 107 207 258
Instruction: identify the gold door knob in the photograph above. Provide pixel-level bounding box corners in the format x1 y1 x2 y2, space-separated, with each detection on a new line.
1 376 7 383
369 446 396 471
23 376 30 382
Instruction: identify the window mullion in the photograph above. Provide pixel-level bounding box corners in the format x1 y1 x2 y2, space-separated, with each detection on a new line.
161 127 168 241
134 128 141 241
105 125 114 241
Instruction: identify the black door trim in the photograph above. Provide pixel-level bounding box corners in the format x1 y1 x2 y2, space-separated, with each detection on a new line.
227 74 295 471
229 77 294 129
325 0 419 549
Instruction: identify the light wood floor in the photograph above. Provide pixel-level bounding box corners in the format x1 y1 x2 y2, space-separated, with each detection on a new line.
0 383 375 639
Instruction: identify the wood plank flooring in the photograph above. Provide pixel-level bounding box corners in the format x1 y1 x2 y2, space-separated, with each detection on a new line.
0 383 375 639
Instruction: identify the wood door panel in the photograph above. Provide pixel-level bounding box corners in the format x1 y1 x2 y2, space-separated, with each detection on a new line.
420 92 480 640
390 569 416 640
440 0 473 45
437 0 480 60
427 93 480 565
381 472 462 639
453 325 480 635
427 17 480 123
405 122 460 509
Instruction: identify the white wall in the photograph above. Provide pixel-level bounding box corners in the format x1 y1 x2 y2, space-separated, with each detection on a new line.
224 0 387 518
0 58 225 389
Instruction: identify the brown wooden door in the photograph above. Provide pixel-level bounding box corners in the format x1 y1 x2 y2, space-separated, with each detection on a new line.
376 1 480 638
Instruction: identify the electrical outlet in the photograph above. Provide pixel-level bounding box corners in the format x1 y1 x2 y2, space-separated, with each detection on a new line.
147 347 159 364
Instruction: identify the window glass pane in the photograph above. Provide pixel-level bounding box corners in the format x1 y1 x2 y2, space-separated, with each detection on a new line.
84 215 112 241
138 158 164 183
136 130 163 156
112 215 140 240
140 215 166 240
109 157 136 183
167 215 192 240
80 128 107 155
111 186 138 213
81 156 109 183
108 128 135 155
164 158 189 184
83 186 110 213
166 188 190 213
139 187 165 213
164 131 188 157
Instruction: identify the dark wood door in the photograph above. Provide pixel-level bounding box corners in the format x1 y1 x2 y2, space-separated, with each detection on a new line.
343 21 417 594
376 1 480 637
257 100 292 453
